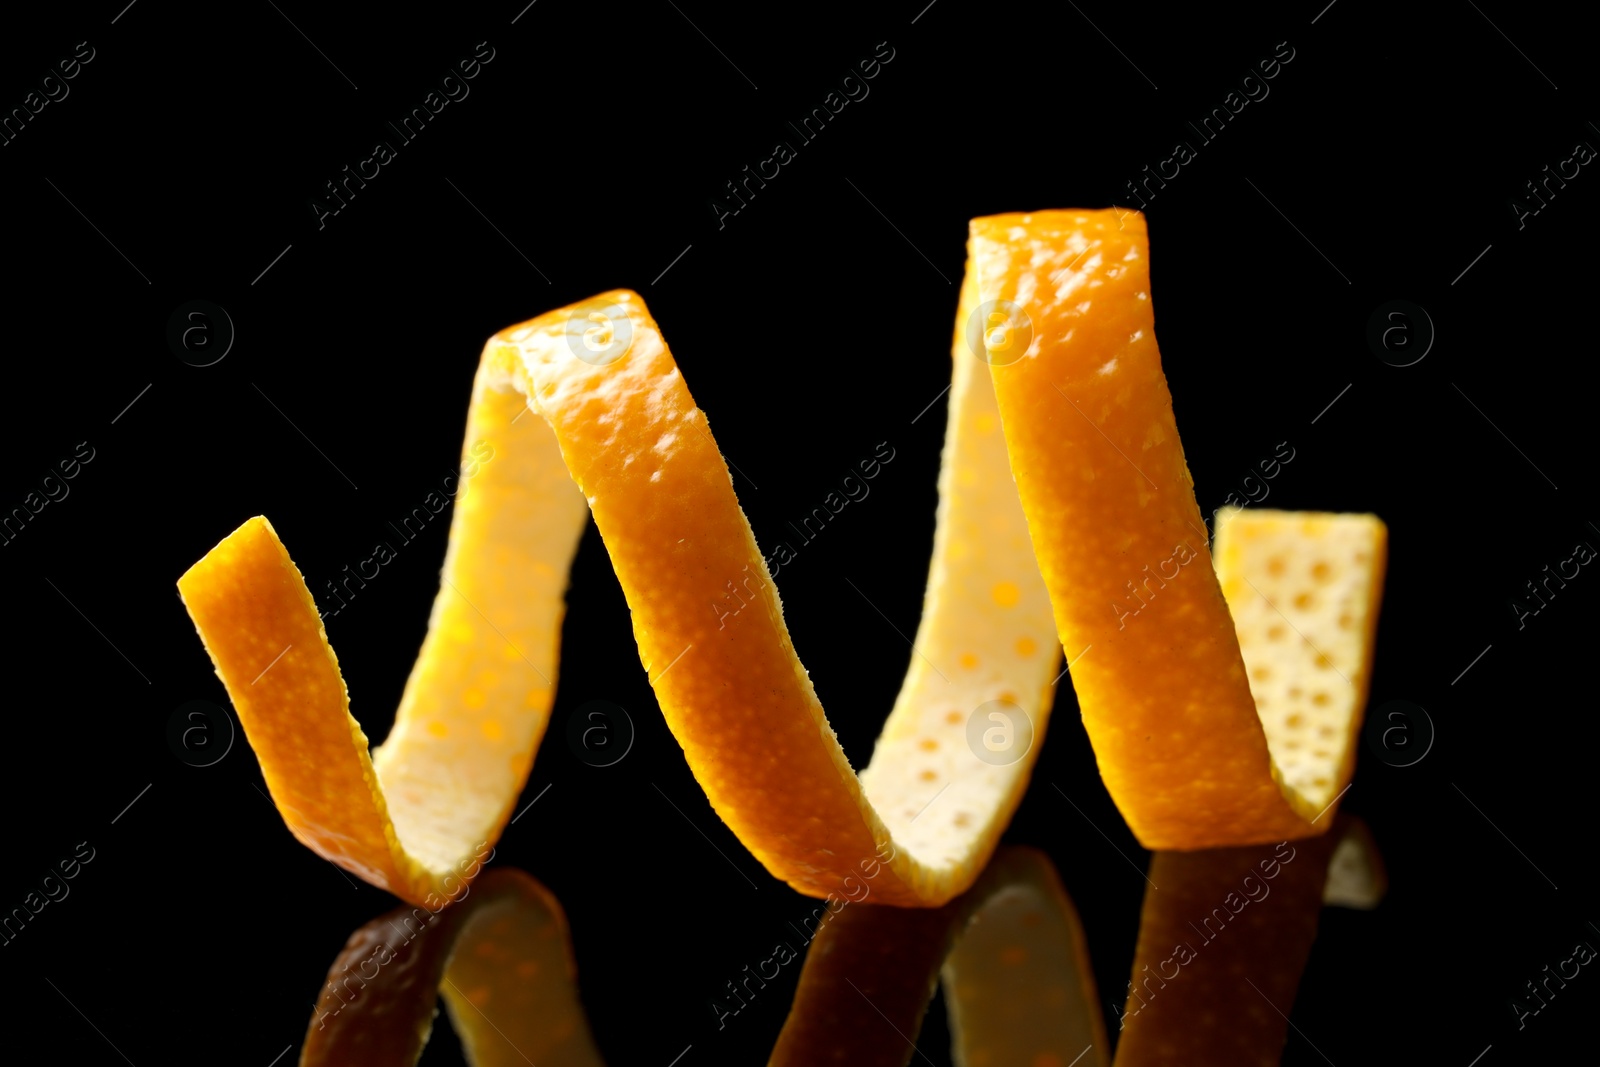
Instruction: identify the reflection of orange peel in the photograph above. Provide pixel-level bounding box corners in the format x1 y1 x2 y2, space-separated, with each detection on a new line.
1113 816 1385 1066
297 837 1380 1066
772 846 1108 1067
299 868 602 1067
1321 814 1386 909
299 851 1105 1067
974 210 1386 849
178 208 1385 909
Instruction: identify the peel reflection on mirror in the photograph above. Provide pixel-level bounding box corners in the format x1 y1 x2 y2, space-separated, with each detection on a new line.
770 846 1108 1067
299 868 602 1067
297 850 1107 1067
1113 815 1386 1067
297 825 1383 1066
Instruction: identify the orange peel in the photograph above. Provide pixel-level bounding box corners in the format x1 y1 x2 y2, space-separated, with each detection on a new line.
973 209 1385 849
179 209 1387 909
179 283 1061 907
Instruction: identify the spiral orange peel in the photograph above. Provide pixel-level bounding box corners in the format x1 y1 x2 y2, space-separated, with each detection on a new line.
177 209 1386 910
974 209 1385 849
179 278 1060 908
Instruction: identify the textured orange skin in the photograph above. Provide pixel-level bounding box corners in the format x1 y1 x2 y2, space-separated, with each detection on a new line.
177 518 422 896
485 293 937 906
975 209 1341 849
181 289 1053 909
182 220 1386 908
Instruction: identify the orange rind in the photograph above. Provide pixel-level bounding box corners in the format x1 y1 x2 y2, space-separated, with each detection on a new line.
179 209 1387 910
180 284 1061 907
974 209 1385 849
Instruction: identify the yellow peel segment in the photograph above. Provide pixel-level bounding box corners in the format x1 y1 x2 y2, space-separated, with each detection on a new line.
1216 506 1387 819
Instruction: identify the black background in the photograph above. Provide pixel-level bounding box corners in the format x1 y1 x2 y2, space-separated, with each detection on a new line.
1 1 1596 1064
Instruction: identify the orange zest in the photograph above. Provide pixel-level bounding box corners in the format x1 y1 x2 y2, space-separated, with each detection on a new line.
973 209 1386 849
179 210 1387 910
180 285 1062 907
